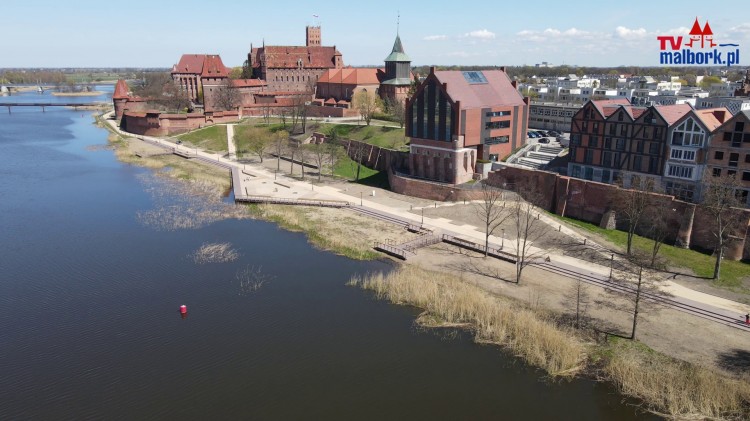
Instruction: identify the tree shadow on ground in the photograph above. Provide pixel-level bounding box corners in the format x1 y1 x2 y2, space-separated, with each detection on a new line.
355 172 389 189
716 348 750 375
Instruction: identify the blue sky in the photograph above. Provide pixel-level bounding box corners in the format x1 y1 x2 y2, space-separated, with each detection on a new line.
3 0 749 68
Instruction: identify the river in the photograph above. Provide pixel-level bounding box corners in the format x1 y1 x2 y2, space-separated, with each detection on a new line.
0 88 657 420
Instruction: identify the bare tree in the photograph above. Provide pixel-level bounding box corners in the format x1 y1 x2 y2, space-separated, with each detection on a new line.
643 201 673 268
348 141 369 181
286 138 301 176
352 90 380 126
305 143 327 182
237 127 271 162
612 176 655 256
508 192 548 283
298 143 309 180
563 278 591 329
262 103 272 125
272 130 289 172
700 172 746 280
599 260 671 340
213 78 240 112
326 141 344 177
391 97 406 129
133 72 191 112
474 182 509 257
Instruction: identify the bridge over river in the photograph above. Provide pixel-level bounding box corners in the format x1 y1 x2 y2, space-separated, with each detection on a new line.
2 103 104 113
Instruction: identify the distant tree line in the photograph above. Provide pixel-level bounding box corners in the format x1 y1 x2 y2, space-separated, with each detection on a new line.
409 65 745 83
0 70 67 84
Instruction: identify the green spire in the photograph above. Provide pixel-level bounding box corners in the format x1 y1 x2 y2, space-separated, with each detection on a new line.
385 34 410 62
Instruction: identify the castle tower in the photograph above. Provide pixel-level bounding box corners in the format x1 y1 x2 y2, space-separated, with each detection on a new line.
112 79 131 120
381 33 412 103
306 26 321 47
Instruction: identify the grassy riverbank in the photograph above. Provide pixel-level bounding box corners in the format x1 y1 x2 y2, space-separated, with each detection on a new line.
350 266 750 420
550 213 750 290
98 113 750 419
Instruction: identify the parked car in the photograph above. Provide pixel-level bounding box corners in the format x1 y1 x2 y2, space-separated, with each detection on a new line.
536 130 550 137
548 130 561 137
538 138 550 144
527 131 539 138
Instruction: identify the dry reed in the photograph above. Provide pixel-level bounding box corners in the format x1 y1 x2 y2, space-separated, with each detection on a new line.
248 204 389 260
192 242 239 264
348 266 586 376
603 340 750 420
135 173 247 231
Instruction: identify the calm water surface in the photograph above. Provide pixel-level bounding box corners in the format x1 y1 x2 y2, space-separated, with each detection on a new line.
0 90 658 420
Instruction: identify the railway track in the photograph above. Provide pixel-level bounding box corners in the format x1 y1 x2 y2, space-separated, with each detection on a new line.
533 261 750 332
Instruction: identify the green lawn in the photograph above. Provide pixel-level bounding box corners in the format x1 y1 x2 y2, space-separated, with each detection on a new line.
333 155 389 188
320 124 408 150
176 125 228 152
550 213 750 290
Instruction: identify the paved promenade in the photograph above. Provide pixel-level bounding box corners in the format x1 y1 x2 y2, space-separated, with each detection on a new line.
103 113 750 330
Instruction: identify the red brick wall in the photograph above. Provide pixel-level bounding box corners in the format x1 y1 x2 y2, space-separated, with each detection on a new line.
389 171 484 202
487 165 750 260
306 105 359 118
312 133 409 172
121 111 239 137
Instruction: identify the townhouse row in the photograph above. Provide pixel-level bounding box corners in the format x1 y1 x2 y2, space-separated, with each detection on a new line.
567 98 750 204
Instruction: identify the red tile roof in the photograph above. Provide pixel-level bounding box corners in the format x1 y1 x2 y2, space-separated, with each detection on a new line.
201 55 229 77
590 98 631 118
231 79 267 88
173 54 207 74
433 70 525 108
631 108 646 119
654 104 692 126
692 107 730 131
317 68 384 85
113 79 130 99
251 46 342 69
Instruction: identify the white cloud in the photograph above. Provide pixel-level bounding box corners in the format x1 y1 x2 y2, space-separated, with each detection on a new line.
614 26 648 39
728 23 750 36
423 34 448 41
517 27 594 42
464 29 496 39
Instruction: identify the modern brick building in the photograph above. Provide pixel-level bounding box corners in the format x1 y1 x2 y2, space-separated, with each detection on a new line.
662 107 729 201
568 99 692 187
248 26 343 93
405 67 529 184
706 111 750 205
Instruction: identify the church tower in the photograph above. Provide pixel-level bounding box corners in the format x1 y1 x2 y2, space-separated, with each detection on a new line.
381 32 412 103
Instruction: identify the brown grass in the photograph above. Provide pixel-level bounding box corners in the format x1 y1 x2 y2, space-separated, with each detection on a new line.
350 266 750 419
247 204 412 260
602 339 750 420
192 242 239 264
348 266 586 376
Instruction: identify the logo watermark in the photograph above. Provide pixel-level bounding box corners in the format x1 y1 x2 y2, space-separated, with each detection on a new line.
657 18 740 66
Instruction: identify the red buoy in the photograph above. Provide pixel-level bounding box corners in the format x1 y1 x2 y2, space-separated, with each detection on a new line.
180 305 187 314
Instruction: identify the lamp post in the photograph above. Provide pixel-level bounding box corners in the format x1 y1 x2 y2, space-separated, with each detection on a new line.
609 253 614 281
501 229 505 249
421 208 424 226
360 191 363 206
